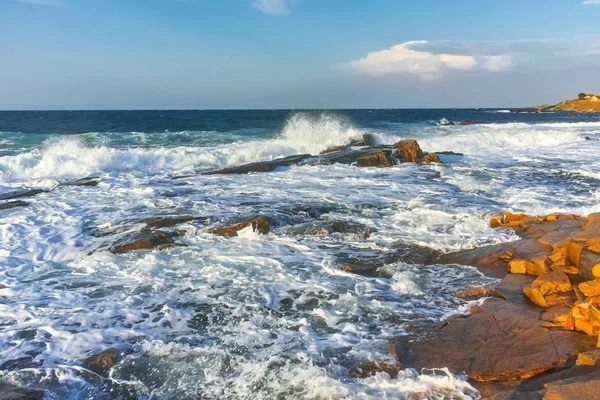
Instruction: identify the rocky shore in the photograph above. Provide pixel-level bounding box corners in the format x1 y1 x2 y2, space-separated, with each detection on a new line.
2 135 598 399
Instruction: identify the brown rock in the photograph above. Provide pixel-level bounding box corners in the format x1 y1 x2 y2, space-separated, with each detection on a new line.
339 260 380 276
355 151 393 168
459 120 477 125
349 360 400 378
142 216 194 229
455 286 508 300
418 153 441 164
543 371 600 400
389 299 579 382
108 231 176 253
580 248 600 280
207 216 271 237
392 139 424 163
82 349 123 377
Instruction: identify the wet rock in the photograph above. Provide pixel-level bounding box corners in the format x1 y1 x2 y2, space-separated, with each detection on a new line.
108 231 177 253
356 151 393 168
287 220 372 239
389 299 581 382
339 260 380 276
392 139 424 163
0 188 45 201
0 384 45 400
419 153 441 164
349 360 400 378
459 120 477 125
82 348 125 377
207 216 271 237
142 216 194 229
0 201 28 210
202 154 312 175
455 286 508 300
0 356 42 371
63 177 101 187
313 148 395 166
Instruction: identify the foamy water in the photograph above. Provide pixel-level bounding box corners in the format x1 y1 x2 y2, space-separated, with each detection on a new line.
1 110 599 399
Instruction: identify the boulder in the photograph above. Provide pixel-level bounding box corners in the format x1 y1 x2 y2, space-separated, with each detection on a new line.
418 153 441 164
578 279 600 297
207 216 271 237
575 349 600 366
339 260 380 276
522 271 573 308
355 151 393 168
392 139 424 163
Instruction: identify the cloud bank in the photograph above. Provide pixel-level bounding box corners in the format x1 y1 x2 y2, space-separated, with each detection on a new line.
582 0 600 4
336 38 600 80
252 0 289 15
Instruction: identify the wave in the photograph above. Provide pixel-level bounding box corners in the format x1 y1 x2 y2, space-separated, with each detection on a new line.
0 113 364 183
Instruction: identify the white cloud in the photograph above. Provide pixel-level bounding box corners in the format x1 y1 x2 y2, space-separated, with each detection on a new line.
252 0 289 15
582 0 600 4
12 0 63 5
337 41 479 80
481 55 513 71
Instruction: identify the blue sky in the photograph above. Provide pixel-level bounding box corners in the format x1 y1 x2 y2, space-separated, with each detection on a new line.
1 0 599 109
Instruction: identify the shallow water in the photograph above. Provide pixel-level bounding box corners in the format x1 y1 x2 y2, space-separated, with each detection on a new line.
0 110 599 399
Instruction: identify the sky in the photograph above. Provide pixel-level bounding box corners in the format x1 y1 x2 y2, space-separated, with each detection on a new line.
1 0 600 109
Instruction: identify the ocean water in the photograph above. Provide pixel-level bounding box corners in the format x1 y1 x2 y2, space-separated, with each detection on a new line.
0 109 599 399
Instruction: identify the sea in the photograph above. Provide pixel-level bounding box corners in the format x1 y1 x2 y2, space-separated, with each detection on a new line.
0 109 599 399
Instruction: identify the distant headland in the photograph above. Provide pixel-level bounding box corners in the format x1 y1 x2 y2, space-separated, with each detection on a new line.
517 93 600 113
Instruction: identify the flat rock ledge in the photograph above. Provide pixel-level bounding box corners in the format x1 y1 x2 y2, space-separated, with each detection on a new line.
199 138 445 176
389 212 600 399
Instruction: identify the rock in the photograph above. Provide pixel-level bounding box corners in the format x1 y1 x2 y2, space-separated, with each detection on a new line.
579 248 600 280
339 260 380 276
523 271 573 308
543 371 600 399
202 154 312 175
349 360 400 378
418 153 441 164
455 286 508 300
63 177 101 187
388 299 581 382
355 151 393 168
0 188 45 201
82 348 124 377
0 384 45 400
392 139 424 163
459 120 477 125
575 349 600 366
361 133 375 146
0 201 28 210
578 279 600 297
108 231 177 253
142 216 194 229
207 216 271 237
287 220 372 239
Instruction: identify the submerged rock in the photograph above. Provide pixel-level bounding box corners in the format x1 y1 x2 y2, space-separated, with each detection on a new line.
63 177 101 187
349 360 400 378
285 220 372 239
0 188 45 201
0 383 45 400
142 216 195 229
207 216 272 237
82 348 126 377
0 201 28 210
459 119 477 125
202 154 312 175
454 286 508 300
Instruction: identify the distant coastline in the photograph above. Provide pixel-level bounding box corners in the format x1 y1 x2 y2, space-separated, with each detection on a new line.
516 93 600 113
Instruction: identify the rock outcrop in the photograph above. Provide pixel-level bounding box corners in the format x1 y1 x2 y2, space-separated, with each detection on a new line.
207 216 272 237
520 94 600 113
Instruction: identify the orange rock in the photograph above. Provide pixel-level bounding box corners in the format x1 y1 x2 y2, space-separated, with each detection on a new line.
567 242 584 267
509 260 531 274
207 216 271 237
533 271 573 295
418 153 441 164
593 264 600 278
523 287 549 307
546 214 558 222
356 152 393 168
579 279 600 298
392 140 424 163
